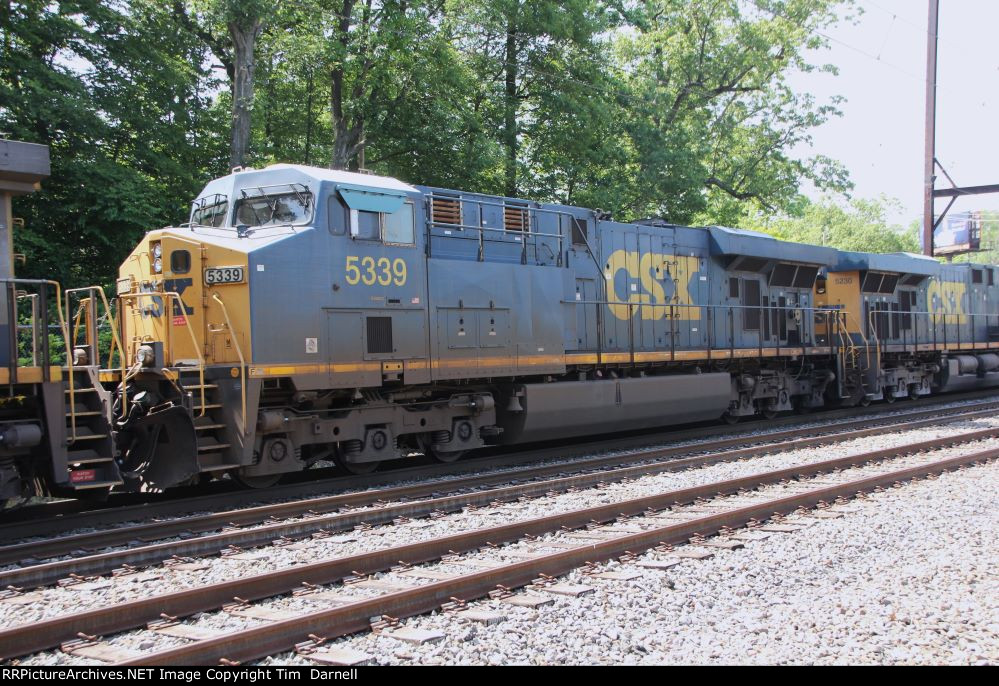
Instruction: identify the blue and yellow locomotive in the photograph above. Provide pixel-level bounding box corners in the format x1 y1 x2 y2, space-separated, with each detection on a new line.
4 161 999 502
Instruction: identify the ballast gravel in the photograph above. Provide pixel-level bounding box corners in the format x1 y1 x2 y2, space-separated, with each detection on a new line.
259 457 999 666
5 409 999 665
4 414 999 639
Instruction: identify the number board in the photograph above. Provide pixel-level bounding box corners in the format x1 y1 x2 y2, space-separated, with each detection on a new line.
204 266 245 285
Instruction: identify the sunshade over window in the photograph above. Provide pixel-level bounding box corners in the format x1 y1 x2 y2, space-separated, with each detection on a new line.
339 188 406 214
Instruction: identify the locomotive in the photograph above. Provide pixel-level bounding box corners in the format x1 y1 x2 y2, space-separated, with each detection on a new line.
4 160 999 505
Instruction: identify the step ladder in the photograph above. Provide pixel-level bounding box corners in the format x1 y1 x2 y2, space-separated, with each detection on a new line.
178 371 240 473
63 366 121 490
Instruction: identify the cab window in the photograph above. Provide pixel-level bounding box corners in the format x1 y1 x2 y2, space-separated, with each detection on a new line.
347 203 415 245
350 210 381 240
384 203 415 244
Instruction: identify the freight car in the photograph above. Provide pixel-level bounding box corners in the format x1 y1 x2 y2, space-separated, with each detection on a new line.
5 162 999 503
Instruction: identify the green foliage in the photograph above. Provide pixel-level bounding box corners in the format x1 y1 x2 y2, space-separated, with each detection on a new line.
747 195 920 253
1 0 224 288
2 0 864 293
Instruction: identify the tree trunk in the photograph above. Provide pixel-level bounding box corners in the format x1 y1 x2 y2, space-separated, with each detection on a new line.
228 18 261 170
329 0 358 169
503 15 519 198
304 69 314 165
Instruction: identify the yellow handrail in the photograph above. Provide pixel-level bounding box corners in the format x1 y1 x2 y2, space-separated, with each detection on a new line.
64 287 128 434
210 292 246 434
116 291 206 418
1 279 71 439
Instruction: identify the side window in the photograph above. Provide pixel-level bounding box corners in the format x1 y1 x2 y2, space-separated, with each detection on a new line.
384 203 415 245
350 209 381 240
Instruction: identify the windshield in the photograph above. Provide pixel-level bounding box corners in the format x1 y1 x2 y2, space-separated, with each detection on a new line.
234 184 314 228
190 194 229 227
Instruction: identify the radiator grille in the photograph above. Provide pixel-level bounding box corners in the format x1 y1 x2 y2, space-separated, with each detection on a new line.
366 316 393 354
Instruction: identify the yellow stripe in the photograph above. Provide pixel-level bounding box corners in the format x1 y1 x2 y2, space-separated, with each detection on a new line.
0 367 63 384
196 337 999 382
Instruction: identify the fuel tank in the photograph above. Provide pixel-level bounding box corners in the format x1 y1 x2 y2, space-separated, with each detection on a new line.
497 372 731 444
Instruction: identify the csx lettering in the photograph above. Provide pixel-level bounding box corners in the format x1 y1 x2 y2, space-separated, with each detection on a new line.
345 256 407 286
927 279 968 323
604 249 700 321
139 278 194 318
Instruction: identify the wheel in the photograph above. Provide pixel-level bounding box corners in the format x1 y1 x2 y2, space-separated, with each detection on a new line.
761 408 778 420
721 412 740 425
859 396 872 407
884 392 896 404
230 470 283 489
429 448 465 464
909 385 921 401
417 433 465 463
333 448 381 475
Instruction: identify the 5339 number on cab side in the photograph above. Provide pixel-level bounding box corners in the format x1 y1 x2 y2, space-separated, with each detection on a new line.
345 256 407 286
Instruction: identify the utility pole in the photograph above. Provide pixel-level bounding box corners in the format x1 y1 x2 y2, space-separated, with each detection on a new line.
922 0 999 259
922 0 939 257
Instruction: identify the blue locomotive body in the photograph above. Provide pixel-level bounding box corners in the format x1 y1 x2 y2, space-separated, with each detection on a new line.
7 161 999 500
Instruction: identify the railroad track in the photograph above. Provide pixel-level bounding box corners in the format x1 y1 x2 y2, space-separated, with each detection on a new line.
1 428 994 665
1 400 996 590
7 388 999 541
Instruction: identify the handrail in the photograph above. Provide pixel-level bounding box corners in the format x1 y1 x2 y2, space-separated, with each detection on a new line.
210 292 246 435
63 286 128 436
867 308 882 363
0 280 70 441
14 292 39 366
566 300 840 363
427 192 569 267
116 291 206 418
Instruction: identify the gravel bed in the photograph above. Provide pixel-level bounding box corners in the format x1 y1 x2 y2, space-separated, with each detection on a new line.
259 456 999 666
10 394 997 547
9 417 999 664
4 414 999 632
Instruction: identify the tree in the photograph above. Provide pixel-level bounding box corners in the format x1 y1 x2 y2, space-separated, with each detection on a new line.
601 0 852 223
749 195 919 254
0 0 222 287
173 0 267 169
450 0 611 198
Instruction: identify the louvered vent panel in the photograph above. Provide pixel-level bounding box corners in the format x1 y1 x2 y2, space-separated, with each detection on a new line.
432 196 461 226
504 205 528 232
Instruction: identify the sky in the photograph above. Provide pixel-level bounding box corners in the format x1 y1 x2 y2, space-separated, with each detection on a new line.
788 0 999 227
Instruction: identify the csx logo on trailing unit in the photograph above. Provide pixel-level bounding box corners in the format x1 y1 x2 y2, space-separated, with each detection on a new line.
603 249 701 321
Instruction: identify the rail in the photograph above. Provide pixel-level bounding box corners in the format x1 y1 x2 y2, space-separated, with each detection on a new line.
63 286 126 441
0 278 68 388
866 308 999 352
426 193 569 267
566 299 843 364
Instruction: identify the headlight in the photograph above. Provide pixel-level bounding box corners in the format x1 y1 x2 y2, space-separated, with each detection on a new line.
152 243 162 258
153 257 163 273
